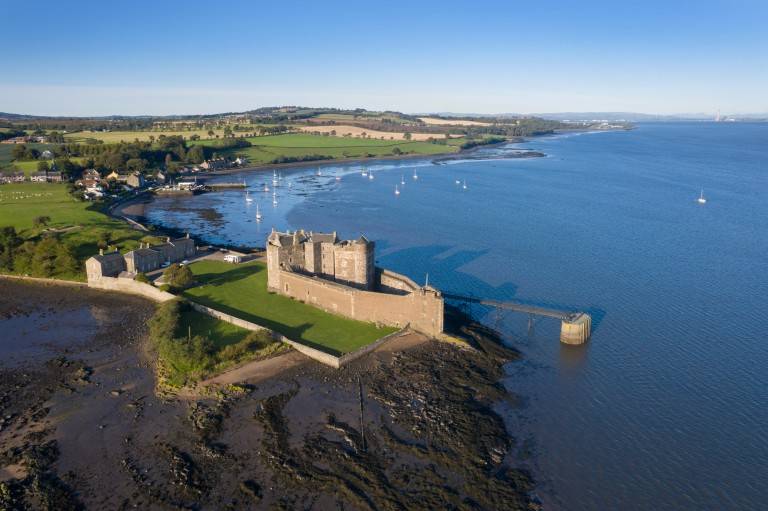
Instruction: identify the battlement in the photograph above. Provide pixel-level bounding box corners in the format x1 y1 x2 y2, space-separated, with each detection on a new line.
266 229 444 337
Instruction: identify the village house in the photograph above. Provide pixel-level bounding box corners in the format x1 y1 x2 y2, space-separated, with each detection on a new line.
199 158 228 171
126 172 145 188
155 170 167 184
87 235 197 280
30 172 48 183
0 172 26 184
41 150 54 159
85 249 127 280
77 168 102 188
47 171 63 183
106 170 130 182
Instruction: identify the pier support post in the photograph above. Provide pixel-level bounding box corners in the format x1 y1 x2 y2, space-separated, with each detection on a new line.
560 313 591 345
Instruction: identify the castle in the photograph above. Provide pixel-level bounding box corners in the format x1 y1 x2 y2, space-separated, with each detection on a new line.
267 229 444 337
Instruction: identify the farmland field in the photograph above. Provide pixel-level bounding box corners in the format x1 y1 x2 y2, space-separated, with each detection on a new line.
63 128 242 144
195 133 461 164
299 124 463 141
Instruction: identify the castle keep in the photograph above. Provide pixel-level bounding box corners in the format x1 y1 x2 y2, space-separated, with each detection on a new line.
267 229 444 337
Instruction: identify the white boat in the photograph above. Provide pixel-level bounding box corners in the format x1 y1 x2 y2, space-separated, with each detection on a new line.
335 173 341 181
462 180 467 190
361 167 368 177
369 170 374 180
413 169 418 180
245 190 253 202
455 179 461 185
316 168 322 176
272 192 278 206
263 183 270 192
401 175 405 185
395 185 400 195
697 189 707 204
255 203 262 221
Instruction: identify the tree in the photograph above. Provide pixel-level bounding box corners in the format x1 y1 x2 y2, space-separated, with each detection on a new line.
403 132 412 141
32 215 51 228
37 160 50 172
163 263 194 290
187 145 205 164
207 130 215 138
126 158 148 172
0 226 21 270
11 144 27 160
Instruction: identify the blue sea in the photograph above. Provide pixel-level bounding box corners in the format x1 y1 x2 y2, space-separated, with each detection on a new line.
143 123 768 510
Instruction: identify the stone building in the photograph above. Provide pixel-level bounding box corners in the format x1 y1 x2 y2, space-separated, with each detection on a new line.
267 229 444 337
86 235 196 280
267 230 374 290
85 249 127 280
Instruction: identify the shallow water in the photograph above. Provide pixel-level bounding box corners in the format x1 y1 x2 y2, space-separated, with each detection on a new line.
143 123 768 510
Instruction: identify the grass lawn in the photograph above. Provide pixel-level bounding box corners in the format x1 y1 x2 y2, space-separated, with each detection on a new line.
193 133 461 165
0 183 159 280
183 259 397 356
178 308 251 348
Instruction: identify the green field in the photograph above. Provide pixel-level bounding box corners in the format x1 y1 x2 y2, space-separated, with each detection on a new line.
195 133 461 164
0 183 156 279
183 259 397 355
179 308 251 348
63 128 231 144
7 156 89 176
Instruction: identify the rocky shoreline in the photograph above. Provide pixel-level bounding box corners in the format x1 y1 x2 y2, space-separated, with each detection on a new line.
0 280 538 510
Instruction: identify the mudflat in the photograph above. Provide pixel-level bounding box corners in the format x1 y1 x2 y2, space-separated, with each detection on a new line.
0 280 536 510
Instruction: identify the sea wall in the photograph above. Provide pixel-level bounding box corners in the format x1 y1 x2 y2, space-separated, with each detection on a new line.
0 274 88 287
276 269 444 337
87 276 176 302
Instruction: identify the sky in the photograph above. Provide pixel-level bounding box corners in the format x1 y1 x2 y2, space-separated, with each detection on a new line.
1 0 766 116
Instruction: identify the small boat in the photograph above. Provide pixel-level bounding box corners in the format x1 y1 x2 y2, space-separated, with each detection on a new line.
361 167 368 177
272 192 278 206
335 173 341 181
455 179 461 185
401 175 405 185
263 184 270 192
462 180 467 190
255 203 262 221
245 190 253 202
395 185 400 196
369 170 374 180
413 169 418 180
316 168 322 176
697 188 707 204
272 170 278 185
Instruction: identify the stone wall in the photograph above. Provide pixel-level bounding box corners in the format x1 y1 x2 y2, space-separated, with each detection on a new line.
188 301 398 368
276 269 444 337
87 277 176 302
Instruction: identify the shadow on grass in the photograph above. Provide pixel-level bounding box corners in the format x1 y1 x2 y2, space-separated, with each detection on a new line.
193 263 265 288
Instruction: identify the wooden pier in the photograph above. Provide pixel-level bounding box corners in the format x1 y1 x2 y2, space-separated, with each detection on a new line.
442 293 592 344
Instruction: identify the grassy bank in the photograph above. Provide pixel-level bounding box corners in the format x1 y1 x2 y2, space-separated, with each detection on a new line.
150 300 286 386
0 183 157 280
182 259 397 355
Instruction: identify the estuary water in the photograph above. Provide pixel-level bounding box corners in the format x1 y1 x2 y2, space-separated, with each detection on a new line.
143 123 768 510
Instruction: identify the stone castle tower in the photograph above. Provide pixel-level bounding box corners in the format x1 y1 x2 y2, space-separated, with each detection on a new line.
266 229 374 291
